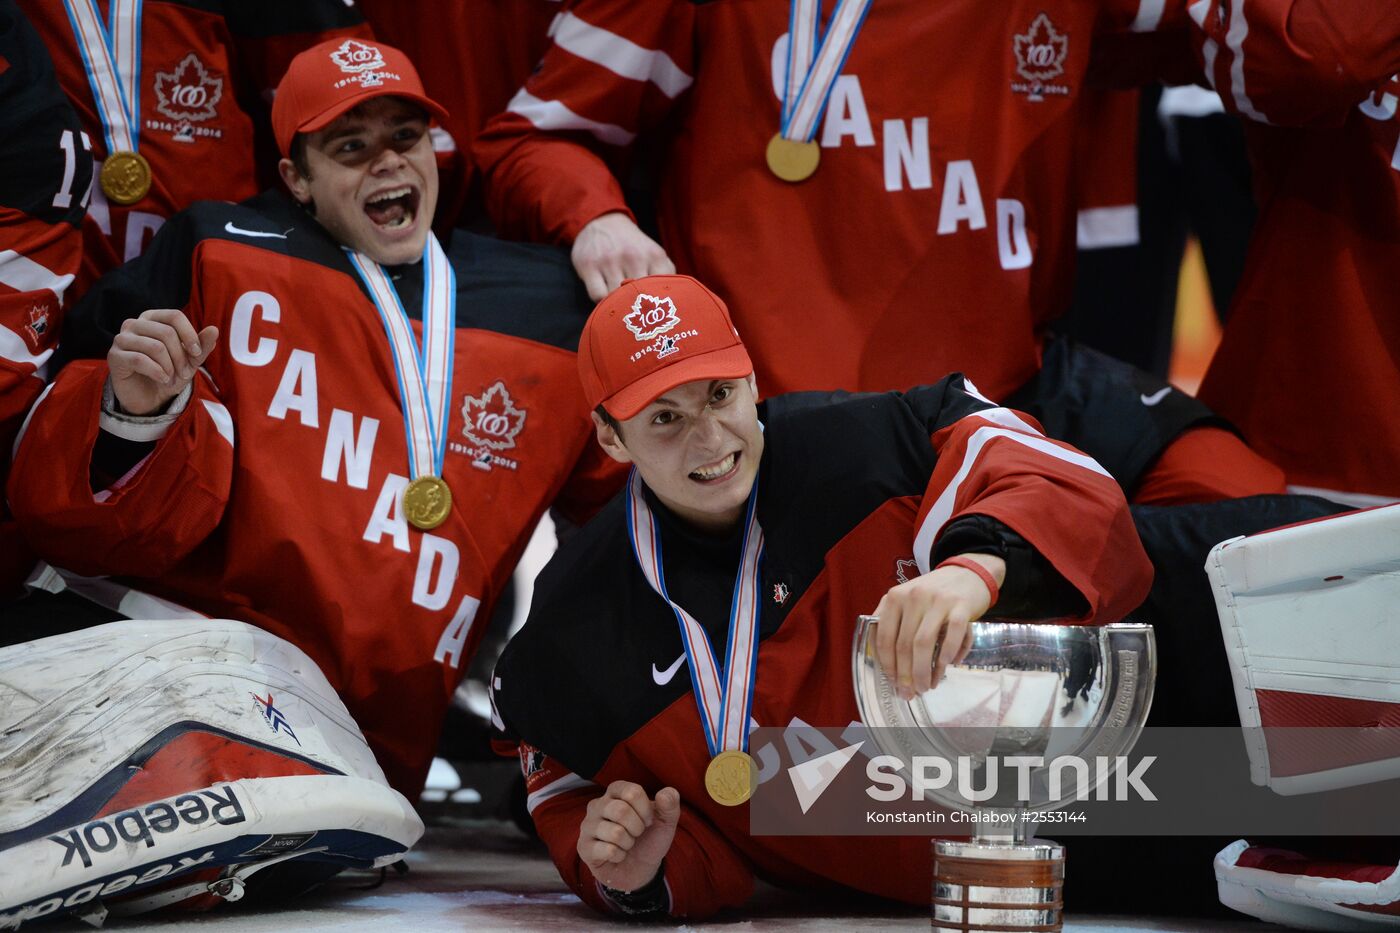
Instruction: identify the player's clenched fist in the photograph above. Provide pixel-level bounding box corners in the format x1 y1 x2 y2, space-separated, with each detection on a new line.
108 309 219 416
577 780 680 893
871 554 1005 700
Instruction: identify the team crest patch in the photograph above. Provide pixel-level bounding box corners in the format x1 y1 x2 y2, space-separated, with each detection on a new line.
624 295 699 364
773 582 790 605
330 40 398 89
521 743 546 779
148 53 225 142
895 557 919 584
23 302 50 351
251 692 300 746
1011 13 1070 101
624 294 681 341
450 381 525 471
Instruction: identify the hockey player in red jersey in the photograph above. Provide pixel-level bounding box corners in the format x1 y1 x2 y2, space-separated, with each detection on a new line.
18 0 371 300
0 2 91 598
7 38 622 798
1194 6 1400 504
491 274 1154 917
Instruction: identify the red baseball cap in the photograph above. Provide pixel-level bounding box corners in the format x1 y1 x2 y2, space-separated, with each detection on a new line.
271 38 449 156
579 275 754 420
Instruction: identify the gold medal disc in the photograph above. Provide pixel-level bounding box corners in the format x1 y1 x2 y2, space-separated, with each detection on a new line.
100 150 152 205
705 750 755 806
403 475 453 531
765 134 820 183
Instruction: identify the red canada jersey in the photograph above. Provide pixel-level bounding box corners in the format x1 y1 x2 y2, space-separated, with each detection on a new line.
7 192 622 795
1 5 91 596
474 0 1190 400
1192 2 1400 500
19 0 368 298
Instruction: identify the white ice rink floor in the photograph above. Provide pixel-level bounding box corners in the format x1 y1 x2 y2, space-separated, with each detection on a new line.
39 821 1291 933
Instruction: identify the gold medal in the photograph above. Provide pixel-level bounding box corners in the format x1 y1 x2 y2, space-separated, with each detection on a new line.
100 150 152 205
765 134 820 183
403 475 452 531
705 750 755 806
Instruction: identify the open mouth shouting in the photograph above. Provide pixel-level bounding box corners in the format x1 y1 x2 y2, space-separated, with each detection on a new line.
689 451 742 484
363 185 420 233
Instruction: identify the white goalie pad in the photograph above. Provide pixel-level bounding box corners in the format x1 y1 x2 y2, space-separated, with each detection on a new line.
1205 504 1400 795
1216 840 1400 931
0 619 424 927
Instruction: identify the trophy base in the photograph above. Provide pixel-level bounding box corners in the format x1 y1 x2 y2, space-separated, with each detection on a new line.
932 839 1065 932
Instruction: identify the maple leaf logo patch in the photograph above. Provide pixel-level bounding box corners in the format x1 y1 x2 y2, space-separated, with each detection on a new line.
623 294 681 342
1013 13 1069 84
154 53 223 123
23 302 51 351
330 39 387 75
462 381 527 451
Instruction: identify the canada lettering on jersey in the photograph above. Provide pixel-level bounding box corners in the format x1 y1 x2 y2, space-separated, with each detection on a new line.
226 288 483 668
767 33 1033 269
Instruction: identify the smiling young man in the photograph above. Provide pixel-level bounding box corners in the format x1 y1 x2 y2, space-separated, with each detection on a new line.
7 39 620 798
490 274 1155 918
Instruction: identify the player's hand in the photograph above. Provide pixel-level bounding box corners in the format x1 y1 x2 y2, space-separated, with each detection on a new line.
571 212 676 302
108 309 219 417
577 781 680 893
871 554 1005 700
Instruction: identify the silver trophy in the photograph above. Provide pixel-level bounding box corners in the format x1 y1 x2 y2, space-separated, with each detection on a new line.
853 617 1155 933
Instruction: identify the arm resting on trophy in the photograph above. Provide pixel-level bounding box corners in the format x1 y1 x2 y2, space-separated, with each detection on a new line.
933 515 1089 620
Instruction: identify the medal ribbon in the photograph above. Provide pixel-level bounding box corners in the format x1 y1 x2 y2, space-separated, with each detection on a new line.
62 0 143 156
346 234 456 481
626 470 764 757
779 0 874 143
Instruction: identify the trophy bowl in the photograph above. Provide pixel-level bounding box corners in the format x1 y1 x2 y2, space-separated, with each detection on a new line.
852 617 1156 932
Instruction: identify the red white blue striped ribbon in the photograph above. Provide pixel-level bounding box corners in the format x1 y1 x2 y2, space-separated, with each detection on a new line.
346 234 456 481
781 0 874 143
626 469 764 756
62 0 142 156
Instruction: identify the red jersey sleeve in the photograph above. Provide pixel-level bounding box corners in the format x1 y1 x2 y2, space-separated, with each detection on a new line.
520 744 754 919
473 0 697 244
911 381 1154 623
1191 0 1400 125
8 359 233 577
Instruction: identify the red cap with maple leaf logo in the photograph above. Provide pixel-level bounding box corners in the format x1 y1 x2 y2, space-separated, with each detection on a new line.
579 275 754 420
272 38 448 156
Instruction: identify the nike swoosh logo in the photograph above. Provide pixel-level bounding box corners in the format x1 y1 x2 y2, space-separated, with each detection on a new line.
1140 387 1172 406
224 222 288 239
652 653 687 686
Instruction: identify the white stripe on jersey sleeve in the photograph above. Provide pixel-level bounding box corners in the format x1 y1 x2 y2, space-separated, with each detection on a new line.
0 250 76 304
506 89 637 146
1225 1 1270 123
0 323 53 370
527 771 597 814
913 426 1113 576
1131 0 1166 32
1077 205 1140 249
201 398 235 447
551 11 693 98
11 381 55 459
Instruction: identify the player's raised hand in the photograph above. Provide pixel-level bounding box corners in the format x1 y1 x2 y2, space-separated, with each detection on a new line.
108 309 218 417
571 211 676 302
577 781 681 894
871 554 1004 700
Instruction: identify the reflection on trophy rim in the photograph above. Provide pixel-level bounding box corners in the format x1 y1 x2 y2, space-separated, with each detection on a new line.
852 617 1156 813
